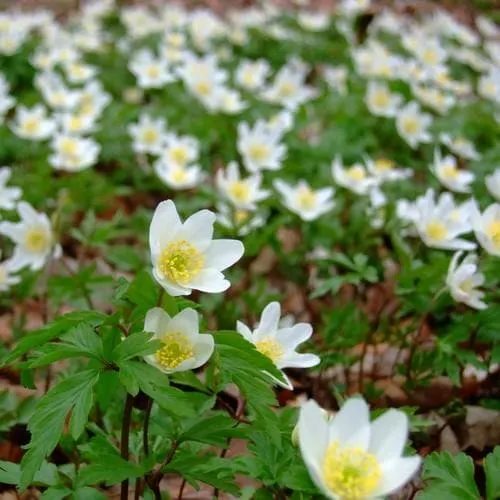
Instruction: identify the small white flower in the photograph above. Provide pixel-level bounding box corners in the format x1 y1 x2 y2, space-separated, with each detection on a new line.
149 200 244 296
144 307 214 374
49 134 100 172
216 203 266 237
274 179 334 221
431 148 474 193
365 81 402 117
0 255 21 292
265 110 295 136
478 70 500 103
332 156 377 195
297 11 330 31
323 65 348 95
215 86 247 114
395 102 433 149
56 111 97 135
364 156 412 183
236 302 320 390
216 162 268 210
485 169 500 202
128 114 167 156
64 61 98 84
235 59 270 91
298 398 421 500
237 120 286 173
160 133 198 168
11 104 56 141
471 202 500 257
76 80 111 118
440 133 480 161
129 49 174 89
154 161 205 191
413 189 475 251
0 167 21 210
0 201 60 271
446 252 487 310
412 85 456 115
35 72 80 110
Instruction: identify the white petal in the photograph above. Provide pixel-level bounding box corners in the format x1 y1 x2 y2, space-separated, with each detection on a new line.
149 200 181 255
369 409 408 463
186 268 230 293
236 320 253 342
204 239 244 271
328 398 370 449
279 352 320 369
276 324 313 350
192 334 215 368
375 456 421 496
254 302 281 338
144 307 170 335
167 308 199 338
179 209 215 251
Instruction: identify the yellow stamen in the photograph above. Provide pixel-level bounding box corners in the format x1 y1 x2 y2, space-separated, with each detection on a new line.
60 138 78 156
255 338 284 363
345 166 366 181
371 89 390 108
169 146 189 166
234 209 249 224
171 168 188 183
195 81 211 96
486 220 500 249
146 65 160 79
228 182 250 203
155 332 193 369
374 159 393 172
296 187 317 210
25 227 49 253
158 240 204 285
142 128 159 145
426 221 448 241
22 118 41 135
248 144 270 163
441 164 458 179
401 117 420 136
278 81 296 97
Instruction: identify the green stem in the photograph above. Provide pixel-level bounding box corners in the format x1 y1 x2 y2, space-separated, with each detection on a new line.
120 394 134 500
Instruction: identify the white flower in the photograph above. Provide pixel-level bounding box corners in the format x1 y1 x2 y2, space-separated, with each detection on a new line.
56 111 97 135
323 65 348 95
76 80 111 119
274 179 334 221
395 102 432 149
440 133 480 161
478 70 500 103
63 61 98 84
412 40 448 68
365 81 402 117
35 72 80 110
265 110 294 136
128 114 167 156
235 59 270 91
216 86 247 114
471 202 500 257
216 162 268 210
237 120 286 173
485 169 500 202
364 156 412 183
446 252 487 310
11 104 56 141
216 203 266 236
149 200 244 296
49 134 100 172
236 302 320 390
143 307 214 374
154 161 205 190
0 202 60 271
332 156 376 195
129 49 174 89
0 167 21 210
412 85 456 115
0 255 21 292
413 189 475 251
298 398 421 500
160 133 198 168
431 148 474 193
297 11 330 31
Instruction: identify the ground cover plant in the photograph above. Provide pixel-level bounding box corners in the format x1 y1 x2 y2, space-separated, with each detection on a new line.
0 0 499 498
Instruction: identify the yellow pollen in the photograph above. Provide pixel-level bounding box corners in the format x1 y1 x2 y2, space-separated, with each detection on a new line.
51 92 66 106
278 81 296 97
195 81 211 96
422 48 439 66
323 442 382 499
146 65 160 79
453 138 467 149
255 338 284 363
69 64 85 78
242 70 255 86
60 138 78 156
296 187 317 210
22 118 41 134
459 278 475 294
228 182 250 203
171 168 188 183
69 116 83 131
142 128 159 145
248 144 269 163
371 89 390 108
441 164 458 179
158 239 204 285
401 116 420 136
24 227 49 253
155 332 194 369
374 159 393 172
234 209 249 224
426 221 448 241
346 166 366 181
169 146 189 166
486 220 500 248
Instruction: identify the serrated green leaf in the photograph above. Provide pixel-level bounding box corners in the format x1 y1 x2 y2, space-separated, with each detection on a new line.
485 446 500 500
179 413 246 446
112 331 161 362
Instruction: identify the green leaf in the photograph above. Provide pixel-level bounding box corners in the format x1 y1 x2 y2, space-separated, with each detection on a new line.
485 447 500 500
41 486 73 500
112 331 161 362
420 452 480 500
179 413 246 446
72 487 107 500
122 270 159 310
0 460 58 486
20 370 100 490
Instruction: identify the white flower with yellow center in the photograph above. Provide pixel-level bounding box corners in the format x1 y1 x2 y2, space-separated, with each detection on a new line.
298 398 421 500
0 253 21 292
0 74 15 118
216 162 268 210
150 200 244 296
0 167 21 210
446 252 487 310
11 104 56 141
64 61 97 84
365 81 402 117
323 65 348 95
35 72 80 111
237 120 286 173
153 161 205 191
76 80 111 119
128 114 167 156
431 148 474 193
485 169 500 202
57 111 96 135
478 71 500 104
216 202 267 237
440 133 480 161
274 179 334 221
471 202 500 257
412 85 456 115
364 156 412 183
0 202 60 271
413 40 447 69
236 302 320 390
129 49 174 89
332 156 377 195
395 102 432 149
413 189 475 251
161 134 199 168
235 59 270 91
143 307 214 374
265 110 294 136
49 134 100 172
214 86 247 115
297 11 330 31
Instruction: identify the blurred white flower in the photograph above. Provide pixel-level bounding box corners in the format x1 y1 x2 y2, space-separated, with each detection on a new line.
128 114 167 156
56 111 97 135
440 133 480 161
297 11 330 31
154 162 205 191
11 104 56 141
412 85 456 115
63 61 98 84
237 302 320 390
364 157 412 183
332 156 376 195
235 59 270 91
0 167 21 210
365 81 402 117
35 71 80 110
49 134 100 172
216 203 266 236
478 69 500 104
471 202 500 257
485 169 500 202
431 148 474 193
160 133 198 168
0 254 21 292
396 102 432 149
129 49 174 89
323 65 348 95
446 252 487 310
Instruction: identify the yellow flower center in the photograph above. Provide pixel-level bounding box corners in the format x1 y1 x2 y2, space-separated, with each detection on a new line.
425 221 448 241
60 137 78 156
228 181 250 203
147 65 160 79
453 138 467 149
296 187 317 210
441 164 458 179
142 128 159 145
69 64 85 78
255 338 284 363
169 146 189 166
459 278 475 294
486 220 500 248
323 442 382 499
278 81 296 98
234 209 249 224
248 143 270 163
158 239 204 285
372 89 390 108
345 166 366 181
155 332 194 369
171 168 188 183
24 227 49 253
401 116 420 136
22 118 41 134
195 81 212 96
242 69 255 87
69 116 83 131
374 159 393 172
422 48 439 66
